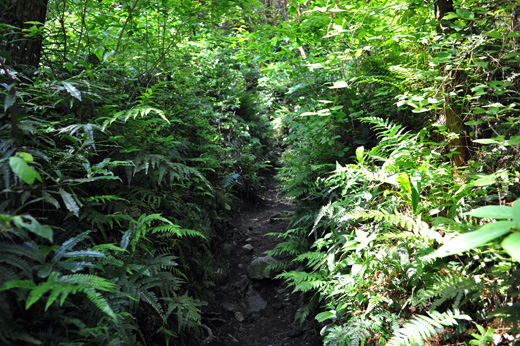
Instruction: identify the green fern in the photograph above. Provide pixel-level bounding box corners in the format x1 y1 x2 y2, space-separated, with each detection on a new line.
410 273 468 308
387 309 471 346
1 272 118 319
100 106 170 131
0 241 45 281
152 223 207 240
276 271 328 293
323 321 371 346
164 293 205 332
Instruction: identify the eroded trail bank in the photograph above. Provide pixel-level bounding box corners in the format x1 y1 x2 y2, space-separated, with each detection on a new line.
203 170 321 346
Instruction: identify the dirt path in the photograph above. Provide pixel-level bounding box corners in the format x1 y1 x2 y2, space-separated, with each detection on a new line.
203 170 321 346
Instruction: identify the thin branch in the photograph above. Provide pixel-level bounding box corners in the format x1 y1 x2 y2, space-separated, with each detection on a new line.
115 0 141 55
72 0 88 63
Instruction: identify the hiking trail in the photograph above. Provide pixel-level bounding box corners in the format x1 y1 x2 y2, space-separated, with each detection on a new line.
203 168 322 346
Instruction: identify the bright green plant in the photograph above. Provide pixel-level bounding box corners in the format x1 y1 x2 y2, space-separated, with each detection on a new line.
469 324 500 346
431 199 520 262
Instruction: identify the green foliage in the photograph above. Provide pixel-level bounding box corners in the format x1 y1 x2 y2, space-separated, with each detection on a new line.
0 1 274 344
388 309 471 346
431 200 520 261
1 0 519 344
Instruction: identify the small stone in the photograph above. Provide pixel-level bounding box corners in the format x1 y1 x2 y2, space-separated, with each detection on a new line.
235 311 245 322
222 302 236 312
242 244 254 252
245 238 253 242
214 268 227 285
247 255 278 279
221 242 233 257
246 293 267 312
288 326 303 338
232 275 249 292
272 300 283 310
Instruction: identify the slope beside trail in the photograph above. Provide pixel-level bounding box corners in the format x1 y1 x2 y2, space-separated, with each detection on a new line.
203 169 322 346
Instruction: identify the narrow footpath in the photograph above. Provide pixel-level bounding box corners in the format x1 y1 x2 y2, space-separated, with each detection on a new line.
203 169 322 346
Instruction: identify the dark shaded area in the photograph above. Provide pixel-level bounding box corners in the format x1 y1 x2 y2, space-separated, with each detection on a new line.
204 168 322 346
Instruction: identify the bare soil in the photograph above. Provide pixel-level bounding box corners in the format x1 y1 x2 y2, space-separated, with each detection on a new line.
202 169 322 346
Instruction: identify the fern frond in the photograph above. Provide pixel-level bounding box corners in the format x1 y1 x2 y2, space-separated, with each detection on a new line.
276 271 328 293
411 273 465 308
265 259 291 273
387 309 471 346
164 293 205 331
267 237 307 256
152 224 207 240
83 288 117 320
101 106 169 131
0 242 44 280
294 251 328 269
345 209 436 240
223 172 240 188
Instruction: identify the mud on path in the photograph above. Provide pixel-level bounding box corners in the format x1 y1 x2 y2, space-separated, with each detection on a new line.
203 169 322 346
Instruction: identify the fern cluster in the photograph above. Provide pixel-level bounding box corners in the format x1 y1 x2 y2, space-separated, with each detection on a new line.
270 111 519 345
0 31 273 344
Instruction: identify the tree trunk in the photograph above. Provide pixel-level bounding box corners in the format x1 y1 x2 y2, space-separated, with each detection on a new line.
0 0 49 67
435 0 453 33
435 0 469 167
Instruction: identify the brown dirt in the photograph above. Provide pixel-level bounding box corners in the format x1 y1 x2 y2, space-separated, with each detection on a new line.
202 170 322 346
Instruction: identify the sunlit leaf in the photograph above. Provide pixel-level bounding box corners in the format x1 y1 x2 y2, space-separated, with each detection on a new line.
502 233 520 262
9 155 42 185
315 310 336 322
465 206 514 219
59 188 80 216
432 221 514 258
62 81 82 101
329 80 349 89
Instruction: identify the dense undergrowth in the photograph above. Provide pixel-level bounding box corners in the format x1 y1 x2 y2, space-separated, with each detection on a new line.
260 0 520 345
1 0 519 345
0 2 272 344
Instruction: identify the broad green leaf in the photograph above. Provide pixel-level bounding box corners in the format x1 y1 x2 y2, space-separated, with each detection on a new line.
513 199 520 228
59 188 80 216
397 172 411 195
64 62 74 74
9 156 42 185
473 138 501 144
465 206 514 219
62 81 82 101
442 12 459 20
355 146 364 163
94 47 104 62
502 233 520 262
506 136 520 146
4 84 16 112
485 30 504 39
17 152 34 162
14 215 53 241
329 80 349 89
315 310 336 322
456 8 474 20
432 221 514 258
